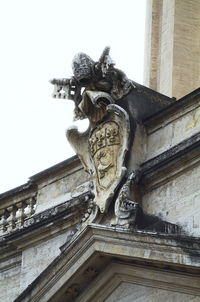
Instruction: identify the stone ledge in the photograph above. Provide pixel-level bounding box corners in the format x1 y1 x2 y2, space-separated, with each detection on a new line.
0 182 37 204
0 192 91 245
143 87 200 125
140 132 200 178
29 155 80 183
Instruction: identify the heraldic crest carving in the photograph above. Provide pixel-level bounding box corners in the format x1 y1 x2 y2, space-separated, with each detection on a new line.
50 47 136 221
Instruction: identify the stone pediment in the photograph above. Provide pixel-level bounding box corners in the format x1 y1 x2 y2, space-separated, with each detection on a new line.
14 224 200 302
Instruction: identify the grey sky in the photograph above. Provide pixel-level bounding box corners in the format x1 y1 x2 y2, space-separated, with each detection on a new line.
0 0 146 193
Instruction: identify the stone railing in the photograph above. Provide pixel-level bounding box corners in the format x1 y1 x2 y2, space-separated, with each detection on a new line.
0 197 36 234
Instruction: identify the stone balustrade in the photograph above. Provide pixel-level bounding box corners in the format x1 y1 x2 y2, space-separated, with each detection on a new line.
0 197 36 235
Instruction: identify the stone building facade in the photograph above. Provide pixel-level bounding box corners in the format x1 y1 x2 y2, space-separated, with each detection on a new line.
1 75 200 301
1 2 200 301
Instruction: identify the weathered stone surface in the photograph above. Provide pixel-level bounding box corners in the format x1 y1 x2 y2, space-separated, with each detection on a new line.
13 225 200 302
0 192 90 302
146 96 200 160
105 282 200 302
142 163 200 236
20 232 68 292
35 168 89 214
0 256 21 302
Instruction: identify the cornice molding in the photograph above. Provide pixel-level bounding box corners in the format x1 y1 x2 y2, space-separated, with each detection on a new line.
0 192 91 251
140 132 200 188
143 87 200 126
14 224 200 302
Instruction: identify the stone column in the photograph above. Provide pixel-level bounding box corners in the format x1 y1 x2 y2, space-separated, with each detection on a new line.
144 0 200 99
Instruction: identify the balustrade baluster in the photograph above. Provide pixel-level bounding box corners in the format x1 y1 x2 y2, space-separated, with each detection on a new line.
7 206 16 232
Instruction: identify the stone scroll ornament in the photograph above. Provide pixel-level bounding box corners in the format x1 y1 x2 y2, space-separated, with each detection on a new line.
50 47 136 220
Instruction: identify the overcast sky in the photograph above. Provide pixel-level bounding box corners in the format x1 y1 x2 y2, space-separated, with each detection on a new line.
0 0 146 193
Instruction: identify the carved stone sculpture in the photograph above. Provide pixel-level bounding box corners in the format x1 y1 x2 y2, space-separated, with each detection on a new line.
50 47 134 120
50 47 136 222
114 173 141 228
